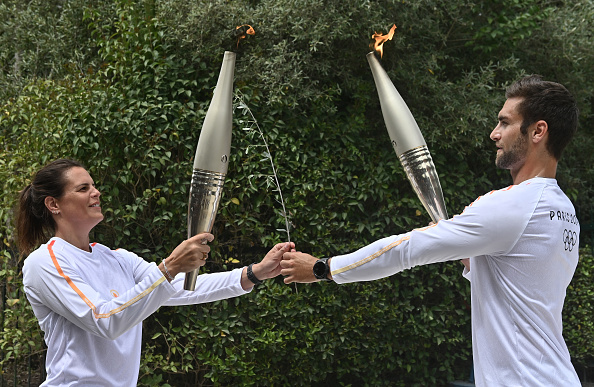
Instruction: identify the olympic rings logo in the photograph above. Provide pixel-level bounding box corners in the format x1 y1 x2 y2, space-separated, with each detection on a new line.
563 229 577 251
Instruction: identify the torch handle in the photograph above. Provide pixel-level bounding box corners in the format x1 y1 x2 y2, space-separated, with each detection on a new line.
184 169 226 290
398 146 448 223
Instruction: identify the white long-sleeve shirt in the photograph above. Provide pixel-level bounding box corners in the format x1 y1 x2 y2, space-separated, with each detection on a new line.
330 177 580 386
22 237 249 386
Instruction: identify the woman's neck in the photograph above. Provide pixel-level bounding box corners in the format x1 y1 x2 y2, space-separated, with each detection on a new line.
55 230 92 252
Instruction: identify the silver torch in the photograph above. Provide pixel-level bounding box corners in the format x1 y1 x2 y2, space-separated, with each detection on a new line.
367 51 448 223
184 51 236 290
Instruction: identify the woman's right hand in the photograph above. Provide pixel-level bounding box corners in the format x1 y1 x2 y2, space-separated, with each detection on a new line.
163 233 214 278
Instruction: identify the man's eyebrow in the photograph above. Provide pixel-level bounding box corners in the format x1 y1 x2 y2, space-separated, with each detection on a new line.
498 115 508 122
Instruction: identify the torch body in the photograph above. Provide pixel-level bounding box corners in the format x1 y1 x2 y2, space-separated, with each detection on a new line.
185 51 236 290
367 52 448 223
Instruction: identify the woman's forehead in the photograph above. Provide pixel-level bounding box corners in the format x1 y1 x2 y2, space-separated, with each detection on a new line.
63 167 93 186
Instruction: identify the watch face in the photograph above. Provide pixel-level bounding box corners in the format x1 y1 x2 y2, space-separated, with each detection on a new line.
313 260 327 279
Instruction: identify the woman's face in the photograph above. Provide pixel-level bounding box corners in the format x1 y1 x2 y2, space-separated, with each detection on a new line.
55 167 104 232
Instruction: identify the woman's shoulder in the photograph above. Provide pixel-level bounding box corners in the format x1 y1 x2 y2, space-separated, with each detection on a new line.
22 240 58 284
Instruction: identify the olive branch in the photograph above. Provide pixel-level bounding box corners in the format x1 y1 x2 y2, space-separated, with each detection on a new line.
234 91 292 243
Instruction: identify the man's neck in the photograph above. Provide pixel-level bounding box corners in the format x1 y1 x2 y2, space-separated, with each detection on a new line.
510 161 557 185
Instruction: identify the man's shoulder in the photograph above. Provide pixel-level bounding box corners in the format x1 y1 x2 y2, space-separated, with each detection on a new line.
463 182 546 222
477 179 550 203
470 183 525 207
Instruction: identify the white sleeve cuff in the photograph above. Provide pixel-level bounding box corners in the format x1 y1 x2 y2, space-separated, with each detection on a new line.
462 266 471 282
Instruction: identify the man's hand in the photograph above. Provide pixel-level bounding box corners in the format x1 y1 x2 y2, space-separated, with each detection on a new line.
280 252 321 284
461 258 470 271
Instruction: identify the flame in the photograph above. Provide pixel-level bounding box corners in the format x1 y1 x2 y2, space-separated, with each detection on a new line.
370 24 397 58
236 24 255 47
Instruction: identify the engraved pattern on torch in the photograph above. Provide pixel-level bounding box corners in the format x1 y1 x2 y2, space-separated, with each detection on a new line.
184 170 226 289
399 146 448 222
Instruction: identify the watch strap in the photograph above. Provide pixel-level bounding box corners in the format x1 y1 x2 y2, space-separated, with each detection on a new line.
247 263 263 285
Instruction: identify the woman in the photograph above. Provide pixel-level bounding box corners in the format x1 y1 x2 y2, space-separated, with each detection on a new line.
17 159 293 386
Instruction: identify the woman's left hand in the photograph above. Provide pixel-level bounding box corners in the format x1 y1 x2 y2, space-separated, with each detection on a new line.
240 242 296 290
251 242 295 280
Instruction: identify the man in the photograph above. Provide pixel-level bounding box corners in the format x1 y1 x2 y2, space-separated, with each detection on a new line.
280 75 581 386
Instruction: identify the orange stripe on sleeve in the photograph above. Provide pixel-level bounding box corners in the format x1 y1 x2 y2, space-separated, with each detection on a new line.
331 235 411 276
47 240 166 319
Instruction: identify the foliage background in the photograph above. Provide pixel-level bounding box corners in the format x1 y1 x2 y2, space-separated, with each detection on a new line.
0 0 593 385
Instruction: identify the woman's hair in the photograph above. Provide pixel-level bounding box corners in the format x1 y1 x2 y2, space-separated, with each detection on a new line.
16 159 85 255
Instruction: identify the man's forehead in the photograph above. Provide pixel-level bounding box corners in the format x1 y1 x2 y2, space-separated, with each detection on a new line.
499 97 523 118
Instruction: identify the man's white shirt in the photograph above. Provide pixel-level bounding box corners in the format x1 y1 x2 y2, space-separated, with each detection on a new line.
331 177 581 386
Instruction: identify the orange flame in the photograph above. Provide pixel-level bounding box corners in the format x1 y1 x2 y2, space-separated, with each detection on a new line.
236 24 255 47
370 24 397 58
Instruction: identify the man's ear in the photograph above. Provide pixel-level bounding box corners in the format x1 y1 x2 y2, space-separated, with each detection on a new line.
531 120 548 144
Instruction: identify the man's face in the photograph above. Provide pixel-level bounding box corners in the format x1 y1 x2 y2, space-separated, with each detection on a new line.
490 97 529 171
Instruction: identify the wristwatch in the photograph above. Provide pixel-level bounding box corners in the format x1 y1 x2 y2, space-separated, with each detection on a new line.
313 258 332 281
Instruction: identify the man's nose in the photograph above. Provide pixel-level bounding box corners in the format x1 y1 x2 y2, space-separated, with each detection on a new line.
490 126 501 141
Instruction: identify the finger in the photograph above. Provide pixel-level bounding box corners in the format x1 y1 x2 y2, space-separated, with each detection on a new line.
273 242 288 253
188 233 213 244
280 265 294 275
198 232 215 243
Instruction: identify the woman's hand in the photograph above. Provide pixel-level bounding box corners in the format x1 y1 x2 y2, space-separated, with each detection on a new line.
161 233 214 280
252 242 296 280
240 241 295 289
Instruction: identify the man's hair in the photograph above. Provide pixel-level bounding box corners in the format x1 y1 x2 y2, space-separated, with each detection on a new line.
506 74 579 160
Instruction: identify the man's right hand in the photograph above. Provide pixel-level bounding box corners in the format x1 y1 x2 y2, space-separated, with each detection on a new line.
280 252 327 283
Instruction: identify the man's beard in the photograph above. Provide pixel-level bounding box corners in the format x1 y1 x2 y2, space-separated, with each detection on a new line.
495 133 528 170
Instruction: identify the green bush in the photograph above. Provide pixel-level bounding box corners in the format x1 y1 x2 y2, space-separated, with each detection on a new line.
1 0 593 385
564 248 594 374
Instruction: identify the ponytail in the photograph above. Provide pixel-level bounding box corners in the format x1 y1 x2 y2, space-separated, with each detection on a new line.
16 184 51 255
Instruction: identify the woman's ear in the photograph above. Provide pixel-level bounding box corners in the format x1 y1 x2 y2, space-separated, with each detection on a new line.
45 196 59 215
